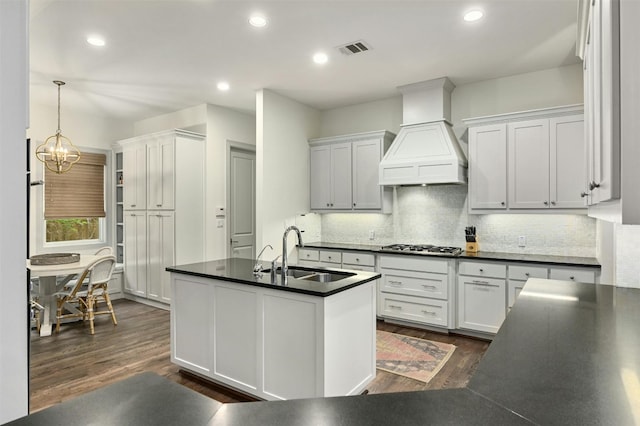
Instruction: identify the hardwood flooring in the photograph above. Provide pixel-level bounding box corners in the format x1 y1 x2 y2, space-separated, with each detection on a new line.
29 299 489 413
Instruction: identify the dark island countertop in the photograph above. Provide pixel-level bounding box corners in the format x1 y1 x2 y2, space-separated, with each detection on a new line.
166 257 380 297
302 241 601 268
9 279 640 425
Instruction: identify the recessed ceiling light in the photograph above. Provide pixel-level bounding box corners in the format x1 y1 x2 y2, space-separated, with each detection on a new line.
86 35 106 47
313 52 328 65
249 15 268 28
217 81 230 91
464 10 484 22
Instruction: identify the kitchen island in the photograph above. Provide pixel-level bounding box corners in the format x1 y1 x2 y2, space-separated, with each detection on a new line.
166 258 380 401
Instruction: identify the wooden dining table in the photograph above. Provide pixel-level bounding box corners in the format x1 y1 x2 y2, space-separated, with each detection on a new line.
27 254 100 336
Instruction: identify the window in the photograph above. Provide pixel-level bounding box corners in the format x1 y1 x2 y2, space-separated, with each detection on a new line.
44 152 106 243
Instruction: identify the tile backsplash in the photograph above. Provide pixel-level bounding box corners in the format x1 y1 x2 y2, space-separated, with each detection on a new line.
320 186 597 257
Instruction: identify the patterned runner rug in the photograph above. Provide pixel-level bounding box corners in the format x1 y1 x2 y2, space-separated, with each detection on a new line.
376 330 456 383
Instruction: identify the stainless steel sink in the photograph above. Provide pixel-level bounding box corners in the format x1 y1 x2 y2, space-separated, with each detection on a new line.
263 266 356 283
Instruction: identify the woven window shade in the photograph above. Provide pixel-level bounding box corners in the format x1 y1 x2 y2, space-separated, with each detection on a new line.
44 152 106 219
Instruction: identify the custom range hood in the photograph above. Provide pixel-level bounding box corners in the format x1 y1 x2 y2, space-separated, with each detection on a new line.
379 77 467 186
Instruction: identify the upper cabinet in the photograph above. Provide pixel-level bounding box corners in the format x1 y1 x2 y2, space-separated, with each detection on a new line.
465 105 586 214
309 130 395 213
146 134 175 210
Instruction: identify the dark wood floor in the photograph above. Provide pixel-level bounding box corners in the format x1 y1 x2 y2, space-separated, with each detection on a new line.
29 299 489 413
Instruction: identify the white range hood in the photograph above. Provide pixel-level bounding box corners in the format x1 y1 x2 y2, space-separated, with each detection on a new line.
379 77 468 186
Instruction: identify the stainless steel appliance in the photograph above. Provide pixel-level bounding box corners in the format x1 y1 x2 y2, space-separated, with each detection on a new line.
380 244 463 257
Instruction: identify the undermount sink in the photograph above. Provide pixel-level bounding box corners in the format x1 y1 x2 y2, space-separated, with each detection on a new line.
263 266 356 283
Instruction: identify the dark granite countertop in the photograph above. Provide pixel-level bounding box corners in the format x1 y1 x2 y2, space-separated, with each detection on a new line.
10 279 640 425
468 278 640 425
166 257 380 297
302 241 601 268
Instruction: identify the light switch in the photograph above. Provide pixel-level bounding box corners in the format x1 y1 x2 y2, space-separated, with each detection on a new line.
217 219 224 228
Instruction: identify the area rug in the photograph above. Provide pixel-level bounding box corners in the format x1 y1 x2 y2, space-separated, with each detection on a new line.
376 330 456 384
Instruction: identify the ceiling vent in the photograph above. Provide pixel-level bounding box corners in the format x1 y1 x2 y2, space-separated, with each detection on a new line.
336 40 372 56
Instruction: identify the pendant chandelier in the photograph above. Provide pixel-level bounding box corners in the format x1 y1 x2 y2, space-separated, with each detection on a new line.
36 80 81 174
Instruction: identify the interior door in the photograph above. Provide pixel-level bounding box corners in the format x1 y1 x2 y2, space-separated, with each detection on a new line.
229 148 256 259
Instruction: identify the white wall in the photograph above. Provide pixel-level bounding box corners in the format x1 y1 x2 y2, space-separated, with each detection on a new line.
451 63 584 128
27 101 133 255
0 1 28 422
256 90 320 260
204 104 256 260
319 96 402 138
131 103 255 261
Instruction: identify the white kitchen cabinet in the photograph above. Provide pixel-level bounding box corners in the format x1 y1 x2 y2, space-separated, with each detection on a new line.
147 211 175 303
457 261 507 334
309 143 351 210
352 139 384 210
309 130 394 213
118 129 205 305
124 211 147 297
548 267 596 284
581 0 621 206
342 252 375 272
457 275 506 334
464 105 586 213
108 268 124 300
146 134 175 210
550 115 587 208
508 119 550 209
171 273 376 400
468 123 507 209
122 143 146 210
379 255 454 329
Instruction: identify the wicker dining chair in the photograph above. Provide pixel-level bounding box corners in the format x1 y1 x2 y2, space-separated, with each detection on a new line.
55 255 117 335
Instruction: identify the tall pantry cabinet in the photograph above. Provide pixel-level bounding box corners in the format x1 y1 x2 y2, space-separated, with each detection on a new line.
117 129 205 305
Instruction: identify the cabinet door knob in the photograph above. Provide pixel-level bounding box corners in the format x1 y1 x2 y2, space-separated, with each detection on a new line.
501 201 505 206
551 201 556 206
326 203 330 207
479 268 484 272
589 181 600 191
353 203 356 207
544 201 549 206
570 276 575 280
525 272 530 276
580 192 589 198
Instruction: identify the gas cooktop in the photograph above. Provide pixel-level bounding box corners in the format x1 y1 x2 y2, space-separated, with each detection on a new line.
380 244 463 257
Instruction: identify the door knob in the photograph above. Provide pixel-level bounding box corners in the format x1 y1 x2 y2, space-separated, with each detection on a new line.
580 192 588 198
589 181 600 191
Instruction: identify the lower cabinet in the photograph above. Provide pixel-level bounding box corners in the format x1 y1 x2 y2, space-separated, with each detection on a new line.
379 255 454 329
171 273 376 400
457 261 507 334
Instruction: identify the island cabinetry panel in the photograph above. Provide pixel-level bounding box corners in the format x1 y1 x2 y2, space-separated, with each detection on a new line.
118 129 205 305
457 261 506 334
309 130 395 213
171 276 212 377
170 274 376 401
378 255 454 329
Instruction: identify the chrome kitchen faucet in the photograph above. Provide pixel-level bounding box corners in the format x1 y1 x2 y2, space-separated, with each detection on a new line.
281 225 303 284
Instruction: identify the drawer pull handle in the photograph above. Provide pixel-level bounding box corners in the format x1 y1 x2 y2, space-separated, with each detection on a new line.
570 276 575 280
389 305 402 310
421 310 436 316
472 280 499 288
389 280 402 287
422 284 437 289
525 273 530 276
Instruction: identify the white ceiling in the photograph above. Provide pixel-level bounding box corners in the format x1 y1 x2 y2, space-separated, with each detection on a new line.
30 0 580 122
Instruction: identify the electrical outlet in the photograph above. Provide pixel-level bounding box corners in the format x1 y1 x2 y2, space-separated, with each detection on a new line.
368 230 375 240
518 236 526 247
217 219 224 228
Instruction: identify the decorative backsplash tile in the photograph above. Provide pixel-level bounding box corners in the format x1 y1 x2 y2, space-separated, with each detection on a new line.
321 185 597 257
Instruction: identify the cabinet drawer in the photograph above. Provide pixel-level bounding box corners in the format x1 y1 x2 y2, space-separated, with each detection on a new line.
548 268 595 284
298 248 319 262
319 250 341 264
344 265 375 272
342 252 375 267
458 261 506 278
508 264 548 280
379 255 449 274
380 293 448 328
380 269 447 300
